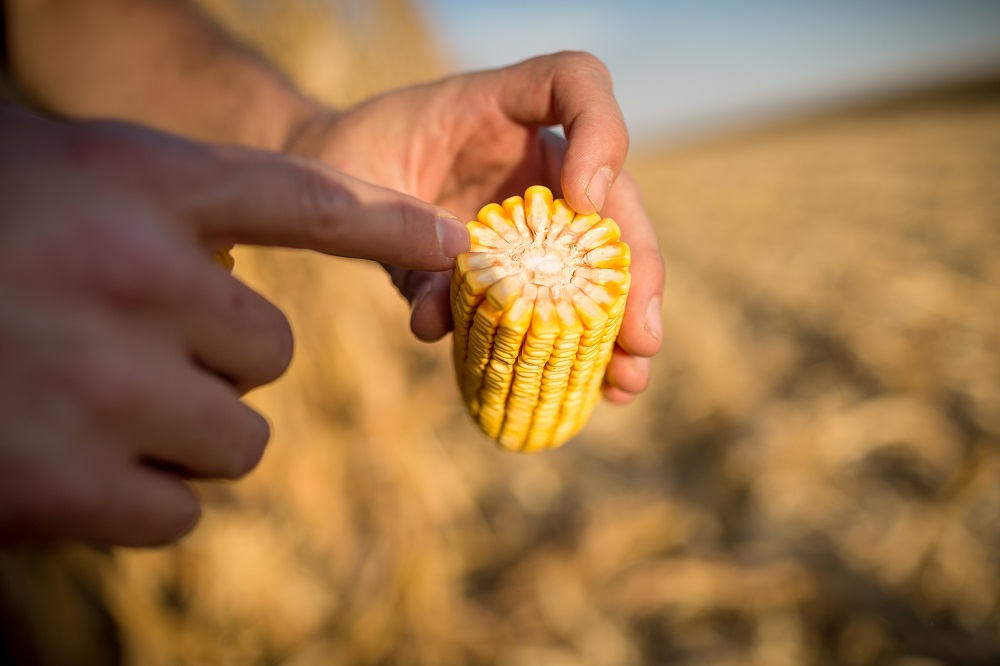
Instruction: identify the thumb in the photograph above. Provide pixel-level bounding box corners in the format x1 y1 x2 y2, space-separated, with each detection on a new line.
493 52 628 214
187 148 469 271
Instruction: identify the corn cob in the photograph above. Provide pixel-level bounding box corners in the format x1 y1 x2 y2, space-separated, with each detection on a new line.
451 185 630 451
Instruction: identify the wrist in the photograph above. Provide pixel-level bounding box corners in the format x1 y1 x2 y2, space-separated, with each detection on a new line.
252 87 329 154
279 101 339 155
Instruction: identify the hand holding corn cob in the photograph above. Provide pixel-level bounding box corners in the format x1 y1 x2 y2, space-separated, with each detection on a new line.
288 52 665 405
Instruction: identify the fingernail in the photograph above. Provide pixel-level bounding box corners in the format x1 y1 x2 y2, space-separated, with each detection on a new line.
586 166 614 213
436 215 469 259
644 297 662 343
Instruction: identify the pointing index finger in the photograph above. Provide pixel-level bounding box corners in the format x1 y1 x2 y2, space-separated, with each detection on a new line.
184 147 468 271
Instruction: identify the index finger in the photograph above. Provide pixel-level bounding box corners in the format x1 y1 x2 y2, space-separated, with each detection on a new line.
179 146 469 271
495 51 629 214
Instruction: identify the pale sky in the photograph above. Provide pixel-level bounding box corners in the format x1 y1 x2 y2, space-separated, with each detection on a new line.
421 0 1000 144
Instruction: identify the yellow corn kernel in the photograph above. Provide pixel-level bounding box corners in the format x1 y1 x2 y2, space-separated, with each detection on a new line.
213 246 235 272
451 185 631 451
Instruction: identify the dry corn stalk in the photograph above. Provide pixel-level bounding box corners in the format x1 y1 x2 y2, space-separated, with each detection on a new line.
451 185 631 451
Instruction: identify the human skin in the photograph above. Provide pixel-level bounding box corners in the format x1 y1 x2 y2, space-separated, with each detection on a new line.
7 0 665 402
0 104 468 545
0 1 664 546
287 53 666 401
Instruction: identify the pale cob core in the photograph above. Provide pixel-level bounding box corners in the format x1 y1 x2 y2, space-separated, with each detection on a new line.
451 185 631 452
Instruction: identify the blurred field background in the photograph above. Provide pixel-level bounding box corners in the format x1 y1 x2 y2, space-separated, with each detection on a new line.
2 1 1000 665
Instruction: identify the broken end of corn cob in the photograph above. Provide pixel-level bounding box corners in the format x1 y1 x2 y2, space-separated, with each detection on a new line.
451 185 630 452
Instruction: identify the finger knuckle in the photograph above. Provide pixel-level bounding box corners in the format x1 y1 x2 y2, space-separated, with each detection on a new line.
394 199 434 260
149 490 202 546
73 348 155 418
553 50 612 81
61 123 130 173
624 362 652 394
65 121 168 184
86 225 189 308
294 163 353 248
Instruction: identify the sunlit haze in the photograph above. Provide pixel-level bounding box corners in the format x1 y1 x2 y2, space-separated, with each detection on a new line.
423 0 1000 143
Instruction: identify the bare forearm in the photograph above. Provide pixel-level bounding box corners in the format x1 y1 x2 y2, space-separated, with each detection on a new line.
6 0 323 149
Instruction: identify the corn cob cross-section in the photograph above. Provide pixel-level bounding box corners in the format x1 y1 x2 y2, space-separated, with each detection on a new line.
451 185 631 452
